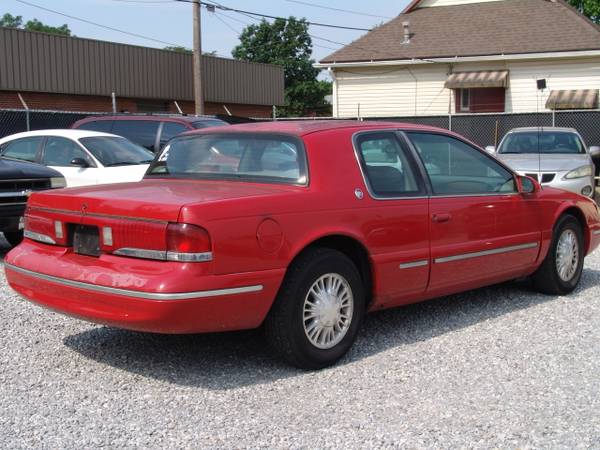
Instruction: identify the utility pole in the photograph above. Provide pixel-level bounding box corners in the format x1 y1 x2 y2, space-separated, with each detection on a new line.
193 0 205 115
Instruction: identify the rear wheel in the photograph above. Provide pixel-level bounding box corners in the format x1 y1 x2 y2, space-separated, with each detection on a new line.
531 215 584 295
265 248 365 370
3 231 23 247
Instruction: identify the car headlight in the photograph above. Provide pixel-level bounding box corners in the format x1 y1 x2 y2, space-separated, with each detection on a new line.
50 177 67 188
564 165 593 179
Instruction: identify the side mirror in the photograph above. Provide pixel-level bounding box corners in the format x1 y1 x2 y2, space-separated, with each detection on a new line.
589 146 600 157
70 157 89 168
517 175 539 194
484 146 496 155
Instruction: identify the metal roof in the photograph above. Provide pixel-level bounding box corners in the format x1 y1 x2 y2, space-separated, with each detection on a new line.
0 27 285 106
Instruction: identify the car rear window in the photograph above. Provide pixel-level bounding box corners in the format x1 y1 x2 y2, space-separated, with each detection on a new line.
147 133 307 185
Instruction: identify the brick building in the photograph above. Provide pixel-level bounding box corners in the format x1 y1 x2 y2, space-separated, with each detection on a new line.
0 27 284 117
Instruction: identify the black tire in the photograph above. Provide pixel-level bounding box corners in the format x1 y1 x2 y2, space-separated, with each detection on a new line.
3 231 23 247
264 247 366 370
531 215 584 295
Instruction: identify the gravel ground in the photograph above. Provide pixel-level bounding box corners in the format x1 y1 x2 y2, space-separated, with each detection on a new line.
0 239 599 449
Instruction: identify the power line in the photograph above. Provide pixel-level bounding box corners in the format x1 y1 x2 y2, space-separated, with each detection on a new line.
12 0 183 47
173 0 373 31
212 12 241 35
284 0 393 20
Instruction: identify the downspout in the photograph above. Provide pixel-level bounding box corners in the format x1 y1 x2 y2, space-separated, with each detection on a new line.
328 67 339 118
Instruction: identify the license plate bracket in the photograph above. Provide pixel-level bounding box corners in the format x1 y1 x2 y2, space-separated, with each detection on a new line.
73 225 100 257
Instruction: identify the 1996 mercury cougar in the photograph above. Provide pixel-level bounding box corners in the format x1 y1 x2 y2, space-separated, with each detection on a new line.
5 121 600 369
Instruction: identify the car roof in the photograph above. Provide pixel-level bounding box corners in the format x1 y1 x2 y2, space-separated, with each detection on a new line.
179 120 453 138
0 129 120 143
75 115 225 124
507 127 579 134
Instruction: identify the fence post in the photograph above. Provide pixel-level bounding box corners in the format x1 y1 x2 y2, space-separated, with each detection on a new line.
17 93 30 131
111 92 117 114
448 113 452 131
552 109 556 127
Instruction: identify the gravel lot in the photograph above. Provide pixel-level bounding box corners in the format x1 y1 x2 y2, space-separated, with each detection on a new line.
0 238 599 449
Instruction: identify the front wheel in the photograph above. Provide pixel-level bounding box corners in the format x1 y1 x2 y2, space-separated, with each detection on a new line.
531 215 584 295
265 248 365 370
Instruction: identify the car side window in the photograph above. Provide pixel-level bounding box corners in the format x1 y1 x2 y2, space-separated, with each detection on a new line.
112 121 160 152
356 132 423 197
407 132 516 195
1 137 43 162
159 122 189 148
42 137 94 167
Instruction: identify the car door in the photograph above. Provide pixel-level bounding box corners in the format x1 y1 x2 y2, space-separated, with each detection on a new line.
354 131 431 308
41 137 99 187
405 132 542 294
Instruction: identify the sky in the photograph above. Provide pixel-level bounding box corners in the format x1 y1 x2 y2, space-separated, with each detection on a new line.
3 0 411 64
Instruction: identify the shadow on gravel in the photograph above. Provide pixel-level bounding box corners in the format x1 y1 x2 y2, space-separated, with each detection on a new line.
63 267 600 389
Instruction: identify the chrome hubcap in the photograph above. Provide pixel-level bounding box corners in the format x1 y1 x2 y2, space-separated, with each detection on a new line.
556 229 579 282
303 273 354 350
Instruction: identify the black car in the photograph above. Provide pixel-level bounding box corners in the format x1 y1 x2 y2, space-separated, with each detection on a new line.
0 157 66 247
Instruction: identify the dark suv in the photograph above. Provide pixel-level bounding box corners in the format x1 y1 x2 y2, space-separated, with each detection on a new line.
0 156 65 247
71 115 229 153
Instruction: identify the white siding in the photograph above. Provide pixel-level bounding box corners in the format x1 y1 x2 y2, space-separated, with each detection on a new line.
333 57 600 117
418 0 504 7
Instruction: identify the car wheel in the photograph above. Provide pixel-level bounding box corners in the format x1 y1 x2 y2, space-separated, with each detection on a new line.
3 231 23 247
531 215 584 295
265 248 365 370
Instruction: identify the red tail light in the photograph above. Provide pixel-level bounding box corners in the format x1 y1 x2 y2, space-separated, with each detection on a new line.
167 223 212 255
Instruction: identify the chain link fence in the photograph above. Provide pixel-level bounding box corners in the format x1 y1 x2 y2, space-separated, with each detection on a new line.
2 108 600 150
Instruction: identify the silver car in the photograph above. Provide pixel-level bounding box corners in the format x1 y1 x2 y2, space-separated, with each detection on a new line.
487 127 599 198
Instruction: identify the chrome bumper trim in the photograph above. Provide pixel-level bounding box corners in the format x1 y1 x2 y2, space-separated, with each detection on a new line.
4 263 263 301
593 230 600 236
435 242 539 264
24 230 56 245
399 260 429 269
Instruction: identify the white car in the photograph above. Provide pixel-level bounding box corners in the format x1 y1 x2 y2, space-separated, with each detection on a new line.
0 130 154 187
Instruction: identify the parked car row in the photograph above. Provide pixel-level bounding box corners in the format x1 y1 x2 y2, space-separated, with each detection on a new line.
4 120 600 369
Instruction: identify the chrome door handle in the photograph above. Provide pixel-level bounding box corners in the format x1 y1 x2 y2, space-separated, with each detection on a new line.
432 213 451 223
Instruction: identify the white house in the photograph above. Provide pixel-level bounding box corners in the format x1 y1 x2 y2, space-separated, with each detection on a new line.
316 0 600 118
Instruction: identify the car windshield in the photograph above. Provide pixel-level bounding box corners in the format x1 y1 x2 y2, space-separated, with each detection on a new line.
498 131 585 154
147 133 307 185
79 136 155 167
191 119 229 129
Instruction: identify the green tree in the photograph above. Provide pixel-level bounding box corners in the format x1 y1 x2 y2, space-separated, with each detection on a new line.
568 0 600 23
232 17 332 117
1 12 71 36
0 13 23 28
24 18 71 36
164 46 192 54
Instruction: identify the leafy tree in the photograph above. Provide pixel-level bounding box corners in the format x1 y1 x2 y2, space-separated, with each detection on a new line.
24 19 71 36
164 46 192 54
568 0 600 23
232 17 332 117
1 12 71 36
0 13 23 28
163 46 217 57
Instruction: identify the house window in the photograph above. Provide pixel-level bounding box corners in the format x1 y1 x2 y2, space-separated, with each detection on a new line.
455 88 505 113
459 89 470 112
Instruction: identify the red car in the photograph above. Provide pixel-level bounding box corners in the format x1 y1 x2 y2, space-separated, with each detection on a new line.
5 121 600 369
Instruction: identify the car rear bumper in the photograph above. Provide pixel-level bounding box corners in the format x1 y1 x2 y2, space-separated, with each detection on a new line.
4 242 285 334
